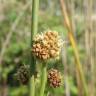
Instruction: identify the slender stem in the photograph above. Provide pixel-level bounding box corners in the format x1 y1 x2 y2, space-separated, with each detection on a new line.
31 0 39 74
30 76 35 96
32 0 39 38
40 65 47 96
60 0 88 96
30 0 39 96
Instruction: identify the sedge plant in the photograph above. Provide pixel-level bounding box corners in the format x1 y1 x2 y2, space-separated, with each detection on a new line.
31 1 62 96
16 0 63 96
15 0 88 96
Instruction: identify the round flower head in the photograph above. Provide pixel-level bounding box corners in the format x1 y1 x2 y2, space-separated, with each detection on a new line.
32 30 62 60
47 68 62 88
16 65 30 85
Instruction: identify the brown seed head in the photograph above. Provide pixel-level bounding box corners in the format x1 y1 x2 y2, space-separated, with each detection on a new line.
48 68 62 88
32 30 62 60
16 65 30 85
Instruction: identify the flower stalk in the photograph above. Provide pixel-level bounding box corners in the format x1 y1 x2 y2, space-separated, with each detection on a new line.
31 0 39 96
30 76 35 96
40 64 47 96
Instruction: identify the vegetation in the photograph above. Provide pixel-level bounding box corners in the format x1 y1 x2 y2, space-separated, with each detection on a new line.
0 0 96 96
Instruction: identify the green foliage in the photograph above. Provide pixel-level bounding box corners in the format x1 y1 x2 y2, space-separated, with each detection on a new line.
9 86 28 96
0 0 89 96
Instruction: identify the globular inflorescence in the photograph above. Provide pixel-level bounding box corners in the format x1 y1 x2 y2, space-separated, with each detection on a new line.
32 30 62 60
16 65 30 85
47 68 62 88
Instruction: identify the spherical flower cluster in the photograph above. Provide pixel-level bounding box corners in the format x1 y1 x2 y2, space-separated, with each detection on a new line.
47 68 62 88
32 30 62 60
16 65 30 85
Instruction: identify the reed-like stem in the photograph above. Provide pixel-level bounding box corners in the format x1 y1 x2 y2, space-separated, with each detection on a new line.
30 0 39 96
60 0 88 96
30 76 35 96
40 65 47 96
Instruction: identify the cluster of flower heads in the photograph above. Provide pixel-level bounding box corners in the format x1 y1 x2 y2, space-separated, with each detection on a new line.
47 68 62 88
16 65 30 85
16 30 63 88
32 30 62 60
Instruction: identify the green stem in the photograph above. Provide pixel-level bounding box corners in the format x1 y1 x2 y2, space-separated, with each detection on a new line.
31 0 39 74
30 76 35 96
30 0 39 96
40 65 47 96
32 0 39 37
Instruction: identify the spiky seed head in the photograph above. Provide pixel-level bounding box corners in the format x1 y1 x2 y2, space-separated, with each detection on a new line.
47 68 62 88
32 30 62 60
16 65 30 85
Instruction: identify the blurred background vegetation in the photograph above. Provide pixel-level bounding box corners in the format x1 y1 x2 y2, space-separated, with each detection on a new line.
0 0 96 96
